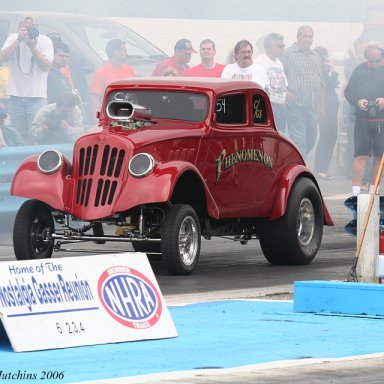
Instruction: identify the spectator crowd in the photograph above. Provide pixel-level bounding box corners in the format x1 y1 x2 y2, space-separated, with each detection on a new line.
1 16 383 197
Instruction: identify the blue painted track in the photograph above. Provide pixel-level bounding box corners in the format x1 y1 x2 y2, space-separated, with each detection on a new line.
1 300 384 383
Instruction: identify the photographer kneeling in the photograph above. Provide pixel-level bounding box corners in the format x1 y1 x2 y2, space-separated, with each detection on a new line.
29 92 84 145
344 41 384 196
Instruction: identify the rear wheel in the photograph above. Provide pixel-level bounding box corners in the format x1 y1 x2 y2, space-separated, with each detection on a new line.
161 204 201 275
259 178 323 265
13 199 55 260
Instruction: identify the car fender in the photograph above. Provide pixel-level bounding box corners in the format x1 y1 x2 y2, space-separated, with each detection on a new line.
10 155 72 211
114 161 220 218
268 165 334 225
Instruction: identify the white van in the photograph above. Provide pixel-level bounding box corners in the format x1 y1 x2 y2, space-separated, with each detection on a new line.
0 11 168 123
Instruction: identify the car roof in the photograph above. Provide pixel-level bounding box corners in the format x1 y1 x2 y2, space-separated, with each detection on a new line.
108 77 265 94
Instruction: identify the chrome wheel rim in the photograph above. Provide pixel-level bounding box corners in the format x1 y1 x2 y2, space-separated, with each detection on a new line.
178 215 199 266
31 213 53 254
297 198 315 246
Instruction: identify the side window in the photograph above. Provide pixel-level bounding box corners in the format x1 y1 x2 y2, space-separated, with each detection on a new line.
216 94 246 124
252 94 267 125
0 20 11 50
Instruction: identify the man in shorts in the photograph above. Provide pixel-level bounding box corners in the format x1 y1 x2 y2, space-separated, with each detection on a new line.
344 41 384 196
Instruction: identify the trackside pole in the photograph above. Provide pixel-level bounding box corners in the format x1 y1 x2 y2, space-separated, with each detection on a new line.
355 153 384 282
356 194 379 282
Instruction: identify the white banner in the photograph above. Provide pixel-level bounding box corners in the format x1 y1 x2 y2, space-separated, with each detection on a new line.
0 253 177 352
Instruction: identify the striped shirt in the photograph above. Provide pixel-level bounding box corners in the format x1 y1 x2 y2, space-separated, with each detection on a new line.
282 43 323 108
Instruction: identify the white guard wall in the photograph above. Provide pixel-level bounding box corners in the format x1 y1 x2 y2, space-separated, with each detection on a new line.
114 17 363 69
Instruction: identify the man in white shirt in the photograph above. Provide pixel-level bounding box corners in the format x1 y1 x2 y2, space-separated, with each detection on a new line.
221 39 267 89
0 17 54 139
255 33 288 132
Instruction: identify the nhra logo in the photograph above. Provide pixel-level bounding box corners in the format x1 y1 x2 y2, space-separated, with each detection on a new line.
97 266 162 329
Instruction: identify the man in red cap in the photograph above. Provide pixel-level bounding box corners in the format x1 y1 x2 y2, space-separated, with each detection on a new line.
152 38 196 76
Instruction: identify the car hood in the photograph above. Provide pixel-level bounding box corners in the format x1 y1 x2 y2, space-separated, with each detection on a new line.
103 120 205 148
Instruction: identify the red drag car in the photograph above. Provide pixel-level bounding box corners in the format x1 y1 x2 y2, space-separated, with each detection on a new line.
11 78 333 275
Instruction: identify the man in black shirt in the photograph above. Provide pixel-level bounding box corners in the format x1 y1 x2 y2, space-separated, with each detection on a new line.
344 41 384 196
47 41 72 104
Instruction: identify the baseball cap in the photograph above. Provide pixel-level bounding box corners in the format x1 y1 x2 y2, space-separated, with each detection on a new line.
174 38 197 53
0 103 8 115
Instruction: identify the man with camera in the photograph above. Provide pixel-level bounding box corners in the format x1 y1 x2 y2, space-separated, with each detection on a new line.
29 92 83 145
0 16 53 140
344 41 384 196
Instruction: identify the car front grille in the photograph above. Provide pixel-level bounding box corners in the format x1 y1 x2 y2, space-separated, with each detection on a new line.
74 143 126 208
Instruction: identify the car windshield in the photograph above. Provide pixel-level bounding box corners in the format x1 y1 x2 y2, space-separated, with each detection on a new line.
65 19 166 62
107 90 209 122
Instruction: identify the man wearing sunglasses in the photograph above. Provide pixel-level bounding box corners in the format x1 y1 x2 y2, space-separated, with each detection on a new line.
152 38 197 77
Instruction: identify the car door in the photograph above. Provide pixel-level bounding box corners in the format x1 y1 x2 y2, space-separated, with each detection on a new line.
250 91 280 212
203 91 259 217
202 90 281 218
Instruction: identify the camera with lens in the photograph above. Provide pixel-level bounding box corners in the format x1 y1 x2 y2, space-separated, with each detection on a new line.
367 100 378 118
27 27 39 40
46 111 66 130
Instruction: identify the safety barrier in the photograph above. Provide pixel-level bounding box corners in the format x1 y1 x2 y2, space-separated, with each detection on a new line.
0 144 73 233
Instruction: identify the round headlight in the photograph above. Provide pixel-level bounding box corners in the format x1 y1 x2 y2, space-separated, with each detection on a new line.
37 150 63 175
128 153 155 178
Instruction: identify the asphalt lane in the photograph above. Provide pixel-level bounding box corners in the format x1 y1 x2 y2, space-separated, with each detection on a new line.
98 355 384 384
2 174 384 383
0 173 360 299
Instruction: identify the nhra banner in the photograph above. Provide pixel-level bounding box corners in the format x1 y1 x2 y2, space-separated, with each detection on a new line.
0 253 177 352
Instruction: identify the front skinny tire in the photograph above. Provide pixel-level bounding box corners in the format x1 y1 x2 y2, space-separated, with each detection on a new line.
13 199 55 260
161 204 201 275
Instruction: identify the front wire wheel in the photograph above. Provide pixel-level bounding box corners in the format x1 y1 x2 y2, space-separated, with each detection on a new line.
161 204 201 275
13 199 55 260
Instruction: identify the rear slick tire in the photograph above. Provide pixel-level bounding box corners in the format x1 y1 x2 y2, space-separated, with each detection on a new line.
259 177 323 265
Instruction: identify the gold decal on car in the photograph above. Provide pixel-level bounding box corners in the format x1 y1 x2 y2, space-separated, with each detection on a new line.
253 98 263 120
216 149 273 183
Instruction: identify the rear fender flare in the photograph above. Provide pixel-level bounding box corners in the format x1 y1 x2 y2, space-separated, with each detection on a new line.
269 165 333 225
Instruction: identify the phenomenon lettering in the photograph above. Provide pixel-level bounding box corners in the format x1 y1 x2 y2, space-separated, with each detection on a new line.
215 148 273 182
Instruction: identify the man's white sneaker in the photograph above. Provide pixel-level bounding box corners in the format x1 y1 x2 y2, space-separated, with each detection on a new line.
352 186 361 196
